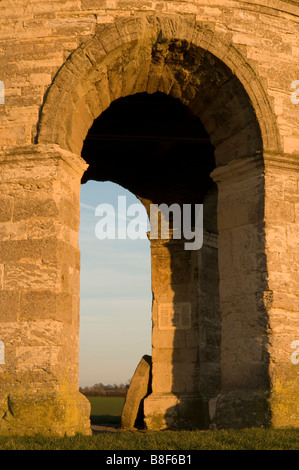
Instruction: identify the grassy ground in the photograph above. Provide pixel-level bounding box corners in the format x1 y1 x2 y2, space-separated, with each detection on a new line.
0 398 298 450
0 428 298 450
87 396 125 426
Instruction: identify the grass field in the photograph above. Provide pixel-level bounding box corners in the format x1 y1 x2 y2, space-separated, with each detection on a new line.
0 398 298 450
87 396 125 426
0 428 298 450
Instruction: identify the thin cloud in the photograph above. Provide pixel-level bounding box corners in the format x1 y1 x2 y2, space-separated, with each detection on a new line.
80 202 98 212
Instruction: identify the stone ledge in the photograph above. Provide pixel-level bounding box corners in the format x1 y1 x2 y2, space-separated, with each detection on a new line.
263 152 299 172
0 144 88 176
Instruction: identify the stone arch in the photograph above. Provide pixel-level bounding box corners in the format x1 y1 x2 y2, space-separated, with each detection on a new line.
24 14 283 432
0 3 297 437
37 15 281 158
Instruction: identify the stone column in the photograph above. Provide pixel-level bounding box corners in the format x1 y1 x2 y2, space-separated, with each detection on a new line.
263 153 299 427
0 144 91 436
209 153 299 429
210 155 271 428
144 235 203 430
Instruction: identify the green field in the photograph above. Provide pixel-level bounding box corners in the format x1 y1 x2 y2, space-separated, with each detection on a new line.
0 398 298 450
0 428 298 450
87 396 125 426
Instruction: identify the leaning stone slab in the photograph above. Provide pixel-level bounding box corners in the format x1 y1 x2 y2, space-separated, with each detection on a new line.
121 355 152 429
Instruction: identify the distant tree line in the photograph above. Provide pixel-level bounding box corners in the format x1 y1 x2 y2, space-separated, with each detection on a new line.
80 382 130 397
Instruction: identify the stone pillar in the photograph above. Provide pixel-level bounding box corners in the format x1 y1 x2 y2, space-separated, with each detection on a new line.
210 155 271 428
209 153 299 429
0 144 91 436
144 235 203 430
263 153 299 427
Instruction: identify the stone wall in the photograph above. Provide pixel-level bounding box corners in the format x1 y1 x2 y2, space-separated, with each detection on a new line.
0 0 298 434
0 1 298 152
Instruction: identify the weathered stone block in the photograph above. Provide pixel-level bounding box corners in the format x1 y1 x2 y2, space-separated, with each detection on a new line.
20 291 73 323
0 240 44 263
0 291 20 322
0 391 91 436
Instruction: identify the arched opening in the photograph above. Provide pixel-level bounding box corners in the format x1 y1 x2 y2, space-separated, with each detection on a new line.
79 180 152 427
81 92 215 200
80 91 218 428
34 16 275 431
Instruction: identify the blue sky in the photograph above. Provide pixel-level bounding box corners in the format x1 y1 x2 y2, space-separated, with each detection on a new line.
79 181 152 387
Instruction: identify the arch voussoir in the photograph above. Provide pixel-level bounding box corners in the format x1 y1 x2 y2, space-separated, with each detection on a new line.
38 14 281 157
96 17 143 55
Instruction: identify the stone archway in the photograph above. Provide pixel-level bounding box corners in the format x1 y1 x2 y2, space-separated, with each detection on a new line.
80 90 218 429
0 14 297 436
37 15 280 156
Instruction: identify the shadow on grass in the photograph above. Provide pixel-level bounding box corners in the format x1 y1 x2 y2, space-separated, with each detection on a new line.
90 415 121 427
